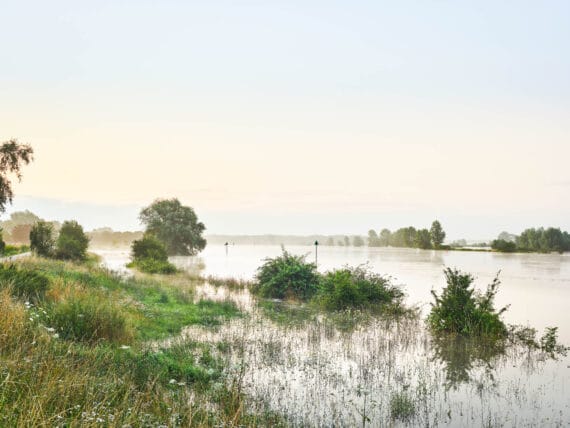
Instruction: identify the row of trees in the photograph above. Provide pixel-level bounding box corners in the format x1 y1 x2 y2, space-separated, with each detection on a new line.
30 220 90 261
492 227 570 253
368 220 446 249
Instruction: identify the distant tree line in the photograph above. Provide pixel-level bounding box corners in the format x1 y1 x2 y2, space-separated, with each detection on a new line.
492 227 570 253
367 220 446 250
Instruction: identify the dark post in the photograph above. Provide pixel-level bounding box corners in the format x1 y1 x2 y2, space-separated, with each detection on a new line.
314 240 319 265
225 242 229 255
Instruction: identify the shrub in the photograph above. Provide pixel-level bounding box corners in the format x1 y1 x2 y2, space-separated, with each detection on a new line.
254 250 319 300
0 263 50 301
129 234 177 274
131 234 169 262
316 266 404 311
30 221 55 257
129 258 177 274
491 239 517 253
428 268 508 336
47 293 133 343
55 221 89 261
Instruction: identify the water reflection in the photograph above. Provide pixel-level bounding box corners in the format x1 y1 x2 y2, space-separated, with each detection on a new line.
430 334 506 389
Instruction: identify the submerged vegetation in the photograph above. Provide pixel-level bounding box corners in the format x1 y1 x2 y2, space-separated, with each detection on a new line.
254 250 320 300
253 251 407 314
316 266 404 312
428 268 508 336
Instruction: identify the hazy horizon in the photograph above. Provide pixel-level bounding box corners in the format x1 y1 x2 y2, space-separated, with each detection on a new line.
2 1 570 240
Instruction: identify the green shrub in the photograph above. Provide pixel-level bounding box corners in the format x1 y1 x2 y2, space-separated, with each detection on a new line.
491 239 517 253
129 234 177 274
55 221 89 261
30 221 55 257
129 258 177 274
390 392 415 421
0 263 50 301
254 250 319 300
131 234 168 262
316 266 404 311
428 268 508 336
47 295 133 343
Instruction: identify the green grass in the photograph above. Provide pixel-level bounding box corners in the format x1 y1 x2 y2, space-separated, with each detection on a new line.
18 257 240 340
2 244 30 257
0 256 284 427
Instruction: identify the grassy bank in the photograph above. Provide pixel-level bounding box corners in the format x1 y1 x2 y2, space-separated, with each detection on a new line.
0 257 284 427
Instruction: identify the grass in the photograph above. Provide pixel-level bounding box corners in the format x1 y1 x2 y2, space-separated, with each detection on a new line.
0 256 288 427
2 244 30 257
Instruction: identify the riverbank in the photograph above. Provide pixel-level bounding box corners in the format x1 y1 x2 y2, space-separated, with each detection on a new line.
2 254 569 426
0 256 283 426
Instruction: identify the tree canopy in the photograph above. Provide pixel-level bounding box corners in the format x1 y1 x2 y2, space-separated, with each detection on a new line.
0 140 34 213
139 198 206 256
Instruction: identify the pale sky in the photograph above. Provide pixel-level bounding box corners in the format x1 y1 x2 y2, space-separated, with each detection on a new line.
1 1 569 239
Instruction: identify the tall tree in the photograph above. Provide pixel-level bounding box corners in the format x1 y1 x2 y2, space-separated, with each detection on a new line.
0 140 34 212
139 198 206 255
430 220 446 248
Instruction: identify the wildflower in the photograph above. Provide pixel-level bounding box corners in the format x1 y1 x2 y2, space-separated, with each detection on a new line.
169 379 177 384
120 345 131 350
53 333 59 339
46 327 55 333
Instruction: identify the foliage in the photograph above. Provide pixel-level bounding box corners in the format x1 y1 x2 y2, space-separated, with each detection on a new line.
316 265 404 311
415 228 432 249
0 263 50 301
516 227 570 253
491 239 517 252
46 292 134 343
2 244 29 257
254 250 320 300
0 228 5 254
352 235 365 247
131 234 168 261
0 257 273 427
0 140 34 213
129 234 177 274
390 392 416 422
55 220 89 261
139 198 206 255
30 220 55 257
430 220 446 248
368 220 447 250
128 258 178 274
428 268 508 336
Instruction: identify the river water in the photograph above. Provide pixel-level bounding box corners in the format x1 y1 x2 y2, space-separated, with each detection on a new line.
95 245 570 426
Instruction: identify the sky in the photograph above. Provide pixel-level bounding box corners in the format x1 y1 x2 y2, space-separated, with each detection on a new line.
1 1 569 240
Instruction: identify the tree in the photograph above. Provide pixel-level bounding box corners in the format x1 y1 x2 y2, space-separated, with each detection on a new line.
430 220 446 248
415 229 432 249
352 235 365 247
0 140 34 213
55 220 89 261
30 221 55 257
139 198 206 255
379 229 391 246
368 230 379 247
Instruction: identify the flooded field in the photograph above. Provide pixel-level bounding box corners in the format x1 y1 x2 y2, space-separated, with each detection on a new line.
96 245 570 426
